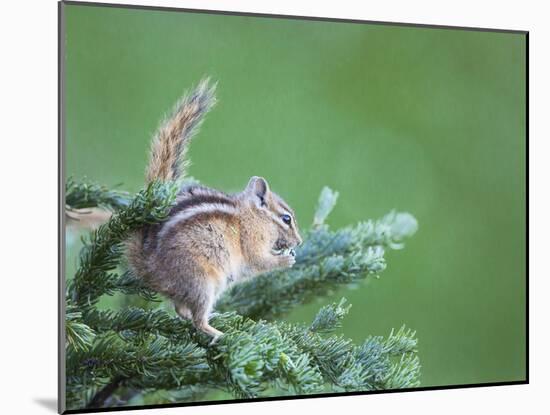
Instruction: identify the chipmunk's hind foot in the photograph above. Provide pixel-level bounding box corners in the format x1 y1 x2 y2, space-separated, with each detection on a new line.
196 319 224 345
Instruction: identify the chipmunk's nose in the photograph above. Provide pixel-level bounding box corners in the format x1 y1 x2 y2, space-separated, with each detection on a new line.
296 235 303 247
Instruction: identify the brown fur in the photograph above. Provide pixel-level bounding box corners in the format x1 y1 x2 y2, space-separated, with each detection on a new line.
126 79 301 343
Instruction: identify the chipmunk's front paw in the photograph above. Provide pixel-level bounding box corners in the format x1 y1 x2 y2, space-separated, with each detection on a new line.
271 246 297 269
278 253 296 268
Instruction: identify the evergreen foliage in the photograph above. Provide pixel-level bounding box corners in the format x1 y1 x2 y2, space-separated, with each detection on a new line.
64 179 419 410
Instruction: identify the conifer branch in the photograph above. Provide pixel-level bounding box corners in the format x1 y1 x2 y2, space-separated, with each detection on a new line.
67 180 178 307
65 178 420 410
66 177 131 211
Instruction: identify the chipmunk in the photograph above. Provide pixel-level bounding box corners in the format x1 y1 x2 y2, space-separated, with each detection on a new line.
126 79 302 343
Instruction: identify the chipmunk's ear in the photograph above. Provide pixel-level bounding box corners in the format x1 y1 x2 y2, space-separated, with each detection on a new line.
245 176 270 207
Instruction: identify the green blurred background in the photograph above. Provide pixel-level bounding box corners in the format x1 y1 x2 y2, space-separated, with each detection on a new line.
63 4 526 388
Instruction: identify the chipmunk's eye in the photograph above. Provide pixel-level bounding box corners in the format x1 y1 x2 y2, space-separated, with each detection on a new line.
281 214 292 225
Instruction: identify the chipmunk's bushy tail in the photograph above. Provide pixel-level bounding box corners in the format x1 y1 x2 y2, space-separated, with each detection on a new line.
127 79 216 281
146 78 217 183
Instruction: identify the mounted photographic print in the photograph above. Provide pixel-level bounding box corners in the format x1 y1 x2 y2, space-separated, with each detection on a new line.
59 1 528 413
